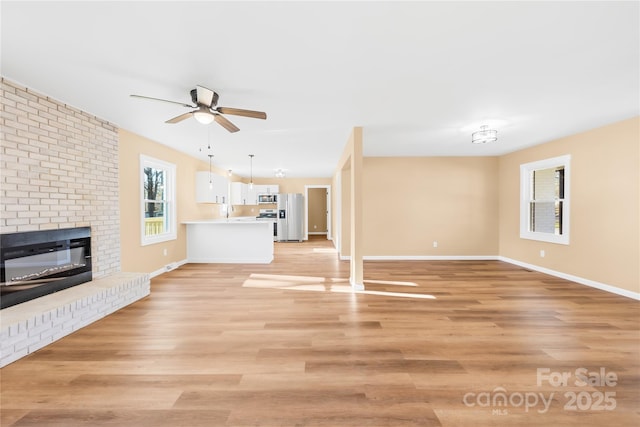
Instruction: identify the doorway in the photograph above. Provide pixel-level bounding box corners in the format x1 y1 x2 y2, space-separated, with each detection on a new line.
304 185 331 241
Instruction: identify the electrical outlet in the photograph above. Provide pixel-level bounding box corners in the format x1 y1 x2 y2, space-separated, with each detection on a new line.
433 241 438 248
540 250 545 258
163 248 168 256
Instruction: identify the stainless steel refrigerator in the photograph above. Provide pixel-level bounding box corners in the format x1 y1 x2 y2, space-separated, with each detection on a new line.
277 193 304 242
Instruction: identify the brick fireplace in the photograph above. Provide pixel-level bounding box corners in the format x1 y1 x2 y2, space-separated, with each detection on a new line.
0 78 120 275
1 227 93 309
0 78 149 367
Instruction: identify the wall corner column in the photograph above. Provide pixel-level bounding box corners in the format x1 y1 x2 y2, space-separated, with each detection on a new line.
349 127 364 290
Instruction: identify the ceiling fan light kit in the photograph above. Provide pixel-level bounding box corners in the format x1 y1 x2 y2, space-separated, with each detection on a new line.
472 125 498 144
194 106 216 124
131 85 266 132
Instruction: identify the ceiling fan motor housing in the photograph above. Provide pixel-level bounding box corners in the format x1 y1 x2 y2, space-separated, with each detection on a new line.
191 88 219 107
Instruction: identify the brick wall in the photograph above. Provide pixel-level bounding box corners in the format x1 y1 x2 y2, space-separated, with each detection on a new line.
0 78 120 277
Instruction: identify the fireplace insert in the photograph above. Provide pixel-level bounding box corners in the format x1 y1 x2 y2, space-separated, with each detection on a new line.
1 227 92 309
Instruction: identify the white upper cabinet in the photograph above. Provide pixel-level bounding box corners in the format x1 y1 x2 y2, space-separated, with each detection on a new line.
246 184 258 205
230 182 248 205
229 182 280 205
252 184 264 196
259 184 279 194
196 171 228 204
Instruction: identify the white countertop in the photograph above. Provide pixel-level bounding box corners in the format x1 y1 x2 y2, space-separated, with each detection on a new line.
183 217 265 224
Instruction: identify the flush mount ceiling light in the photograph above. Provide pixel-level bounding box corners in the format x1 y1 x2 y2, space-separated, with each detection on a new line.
275 169 285 178
472 125 498 144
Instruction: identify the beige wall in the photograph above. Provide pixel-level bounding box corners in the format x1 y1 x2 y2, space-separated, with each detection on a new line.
119 129 222 273
259 177 331 194
362 157 500 256
499 116 639 293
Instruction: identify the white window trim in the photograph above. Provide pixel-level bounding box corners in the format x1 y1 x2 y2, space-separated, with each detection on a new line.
140 155 177 246
519 154 571 245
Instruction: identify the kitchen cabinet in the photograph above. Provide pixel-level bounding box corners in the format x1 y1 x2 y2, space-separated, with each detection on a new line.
231 182 248 205
254 184 280 195
251 184 264 196
262 184 279 194
184 219 273 263
230 183 279 205
196 171 228 204
246 184 258 205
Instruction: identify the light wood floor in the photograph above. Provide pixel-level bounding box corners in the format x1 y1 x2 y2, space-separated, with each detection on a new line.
2 236 639 426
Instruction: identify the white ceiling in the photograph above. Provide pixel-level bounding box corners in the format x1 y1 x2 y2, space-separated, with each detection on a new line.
2 1 638 178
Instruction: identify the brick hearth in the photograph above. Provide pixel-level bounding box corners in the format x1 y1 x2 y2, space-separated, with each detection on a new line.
0 272 149 367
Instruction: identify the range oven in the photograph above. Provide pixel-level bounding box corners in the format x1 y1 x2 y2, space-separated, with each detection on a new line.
256 209 277 241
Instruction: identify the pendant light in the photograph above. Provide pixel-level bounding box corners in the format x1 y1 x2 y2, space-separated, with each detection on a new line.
208 154 214 189
200 127 214 189
248 154 254 190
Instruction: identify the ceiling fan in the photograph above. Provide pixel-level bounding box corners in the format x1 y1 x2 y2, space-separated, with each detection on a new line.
130 85 266 132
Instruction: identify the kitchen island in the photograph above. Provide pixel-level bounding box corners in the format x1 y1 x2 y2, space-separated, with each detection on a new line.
183 218 273 264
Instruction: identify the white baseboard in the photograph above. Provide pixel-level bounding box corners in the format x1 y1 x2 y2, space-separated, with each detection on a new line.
350 278 365 291
150 258 188 279
340 255 498 261
499 256 640 301
364 255 500 261
336 254 639 300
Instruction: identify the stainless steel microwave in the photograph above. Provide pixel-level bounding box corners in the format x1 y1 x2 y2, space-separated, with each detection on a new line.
258 194 277 204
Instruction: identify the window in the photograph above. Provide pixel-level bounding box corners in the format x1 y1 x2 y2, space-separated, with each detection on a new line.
520 155 570 245
140 155 176 245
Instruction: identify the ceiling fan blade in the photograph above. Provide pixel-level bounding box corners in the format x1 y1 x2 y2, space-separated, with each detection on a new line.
214 113 240 133
216 107 267 120
165 112 193 124
130 94 194 108
196 85 216 107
